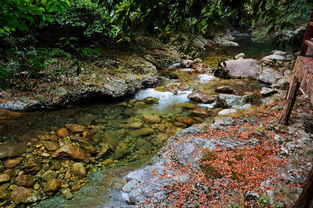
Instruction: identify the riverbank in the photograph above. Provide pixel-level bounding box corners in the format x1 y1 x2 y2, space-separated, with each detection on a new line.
121 96 313 207
0 33 239 111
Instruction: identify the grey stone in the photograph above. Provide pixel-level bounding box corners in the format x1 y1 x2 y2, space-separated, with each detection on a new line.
258 68 282 84
217 94 247 108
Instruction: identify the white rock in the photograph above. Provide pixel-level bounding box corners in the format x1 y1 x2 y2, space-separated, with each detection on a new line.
218 109 237 116
272 50 287 56
262 54 286 62
234 53 245 59
260 87 278 95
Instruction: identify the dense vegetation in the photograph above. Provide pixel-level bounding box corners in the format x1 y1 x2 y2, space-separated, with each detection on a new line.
0 0 312 83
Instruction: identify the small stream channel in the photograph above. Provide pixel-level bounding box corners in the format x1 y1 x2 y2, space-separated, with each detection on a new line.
0 38 276 207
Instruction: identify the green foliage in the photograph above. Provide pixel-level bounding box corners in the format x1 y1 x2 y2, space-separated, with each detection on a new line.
0 0 311 82
53 0 117 37
0 0 70 33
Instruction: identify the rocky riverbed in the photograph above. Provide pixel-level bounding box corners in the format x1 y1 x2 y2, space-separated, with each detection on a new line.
0 35 311 208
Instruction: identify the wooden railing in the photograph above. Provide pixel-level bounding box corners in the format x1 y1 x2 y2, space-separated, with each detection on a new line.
279 9 313 208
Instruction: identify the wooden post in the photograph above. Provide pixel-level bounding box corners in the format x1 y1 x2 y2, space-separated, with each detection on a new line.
300 10 313 56
293 168 313 208
279 76 300 125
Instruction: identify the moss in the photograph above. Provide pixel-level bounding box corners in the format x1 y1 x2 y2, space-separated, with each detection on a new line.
200 151 223 179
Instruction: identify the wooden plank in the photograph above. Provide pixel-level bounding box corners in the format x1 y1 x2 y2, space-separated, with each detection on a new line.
305 40 313 49
279 75 300 125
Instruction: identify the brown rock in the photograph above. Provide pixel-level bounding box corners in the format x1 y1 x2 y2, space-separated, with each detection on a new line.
130 128 155 137
192 107 210 117
71 184 82 191
22 160 42 173
57 128 69 138
64 171 71 179
16 175 34 187
72 163 86 178
50 161 61 170
187 92 216 103
4 157 24 169
52 143 89 161
0 174 11 183
10 186 41 203
174 122 187 128
142 114 161 123
178 116 196 125
41 170 57 181
43 141 59 151
82 130 91 138
65 124 87 133
44 179 60 192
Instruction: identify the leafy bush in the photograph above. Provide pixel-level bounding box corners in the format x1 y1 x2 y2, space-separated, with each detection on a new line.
53 0 118 38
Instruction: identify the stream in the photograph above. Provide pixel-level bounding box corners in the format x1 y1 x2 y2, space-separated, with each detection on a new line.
0 38 276 207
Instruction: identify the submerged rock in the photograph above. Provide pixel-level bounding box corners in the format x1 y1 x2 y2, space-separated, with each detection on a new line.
192 108 210 117
72 163 86 178
16 175 35 187
40 170 58 181
4 157 24 169
44 179 60 192
178 116 196 125
0 174 10 183
143 114 162 123
52 143 89 161
22 160 42 173
65 124 87 133
10 186 42 203
130 128 155 137
143 97 159 104
0 143 27 159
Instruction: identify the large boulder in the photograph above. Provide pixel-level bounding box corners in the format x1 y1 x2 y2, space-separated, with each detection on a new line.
224 59 262 79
